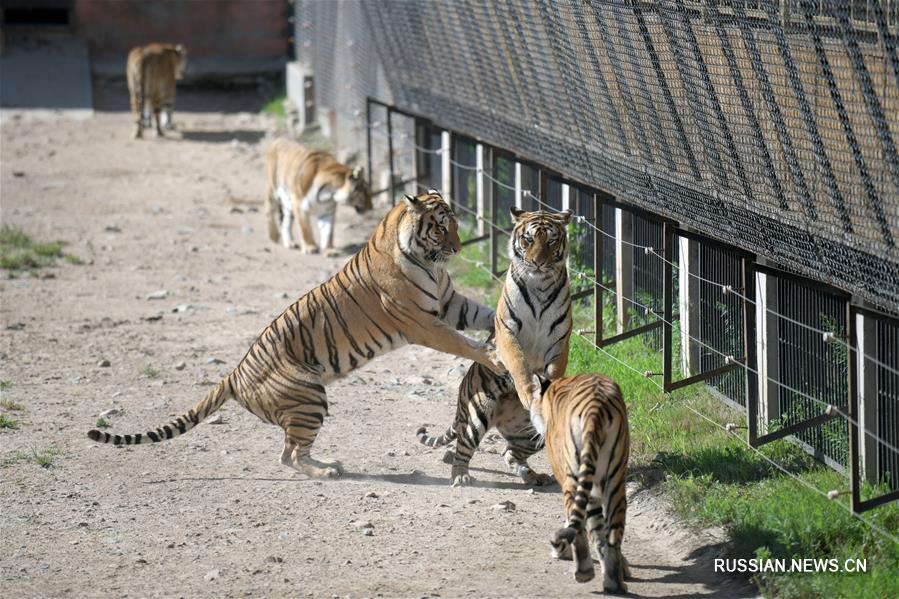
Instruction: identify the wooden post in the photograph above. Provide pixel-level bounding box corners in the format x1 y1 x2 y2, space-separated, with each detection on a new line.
514 162 523 209
678 236 701 376
615 208 633 335
755 271 781 434
386 108 395 205
441 130 452 204
856 309 880 484
476 144 490 237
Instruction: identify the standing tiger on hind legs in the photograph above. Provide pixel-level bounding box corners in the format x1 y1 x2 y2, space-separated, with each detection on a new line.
417 207 572 487
265 139 372 257
87 190 503 478
126 43 187 139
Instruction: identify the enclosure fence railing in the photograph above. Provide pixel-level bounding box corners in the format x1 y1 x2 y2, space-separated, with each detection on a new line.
366 97 899 526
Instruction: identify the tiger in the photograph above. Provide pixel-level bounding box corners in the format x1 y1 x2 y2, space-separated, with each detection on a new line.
264 139 372 256
87 190 502 478
416 207 572 486
416 360 551 487
126 43 187 139
495 207 572 409
530 374 630 592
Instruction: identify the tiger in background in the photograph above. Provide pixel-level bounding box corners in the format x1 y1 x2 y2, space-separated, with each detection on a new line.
87 190 501 478
417 207 571 486
531 374 630 592
265 139 372 256
126 43 187 139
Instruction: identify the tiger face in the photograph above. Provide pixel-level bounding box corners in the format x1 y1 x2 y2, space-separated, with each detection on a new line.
509 208 571 273
347 166 372 214
402 189 461 263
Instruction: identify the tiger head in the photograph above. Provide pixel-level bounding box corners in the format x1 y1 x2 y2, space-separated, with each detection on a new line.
400 189 460 264
345 166 372 214
172 44 187 80
509 207 571 274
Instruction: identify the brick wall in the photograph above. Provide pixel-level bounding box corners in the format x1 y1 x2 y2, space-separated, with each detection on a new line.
73 0 288 76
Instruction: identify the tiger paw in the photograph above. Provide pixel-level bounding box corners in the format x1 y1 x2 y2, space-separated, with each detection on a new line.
451 473 472 487
323 248 341 258
301 246 320 255
550 527 575 560
482 345 506 375
521 470 556 487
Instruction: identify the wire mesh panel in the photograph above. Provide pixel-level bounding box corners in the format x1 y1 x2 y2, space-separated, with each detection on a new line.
358 0 899 313
632 214 664 349
416 125 443 193
492 154 517 275
698 244 746 406
876 318 899 491
777 278 849 469
452 137 478 231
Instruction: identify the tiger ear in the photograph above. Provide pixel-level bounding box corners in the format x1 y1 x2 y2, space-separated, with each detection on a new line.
404 194 425 213
556 209 572 225
352 166 364 179
510 206 526 223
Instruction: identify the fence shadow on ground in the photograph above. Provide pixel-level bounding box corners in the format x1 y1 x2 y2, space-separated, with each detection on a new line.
179 129 266 144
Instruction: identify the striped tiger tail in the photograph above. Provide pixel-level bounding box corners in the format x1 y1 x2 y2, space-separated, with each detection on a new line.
416 425 456 447
86 373 233 446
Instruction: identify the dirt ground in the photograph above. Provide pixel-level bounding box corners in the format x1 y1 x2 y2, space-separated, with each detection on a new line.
0 87 755 598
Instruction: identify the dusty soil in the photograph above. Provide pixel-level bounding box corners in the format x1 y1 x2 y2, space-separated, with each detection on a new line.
0 91 755 598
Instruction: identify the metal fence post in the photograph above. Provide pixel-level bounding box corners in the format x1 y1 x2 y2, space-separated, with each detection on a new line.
594 193 605 346
441 131 452 203
744 255 760 446
848 303 862 511
756 270 782 435
386 107 395 205
678 236 701 376
663 222 674 390
615 208 634 335
476 144 489 237
514 162 523 209
855 308 880 484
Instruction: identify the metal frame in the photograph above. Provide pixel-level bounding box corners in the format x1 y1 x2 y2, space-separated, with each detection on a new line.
365 96 898 514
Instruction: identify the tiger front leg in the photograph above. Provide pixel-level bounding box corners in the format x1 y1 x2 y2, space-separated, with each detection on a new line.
404 320 505 375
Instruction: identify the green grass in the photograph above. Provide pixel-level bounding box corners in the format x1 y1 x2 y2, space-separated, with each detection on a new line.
0 226 81 271
95 417 110 428
450 254 899 598
0 414 20 429
31 446 59 468
262 92 286 119
0 380 11 391
141 365 160 379
1 446 59 469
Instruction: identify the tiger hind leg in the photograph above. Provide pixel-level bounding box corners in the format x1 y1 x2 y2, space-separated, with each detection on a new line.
587 499 628 593
449 394 497 487
235 363 341 478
